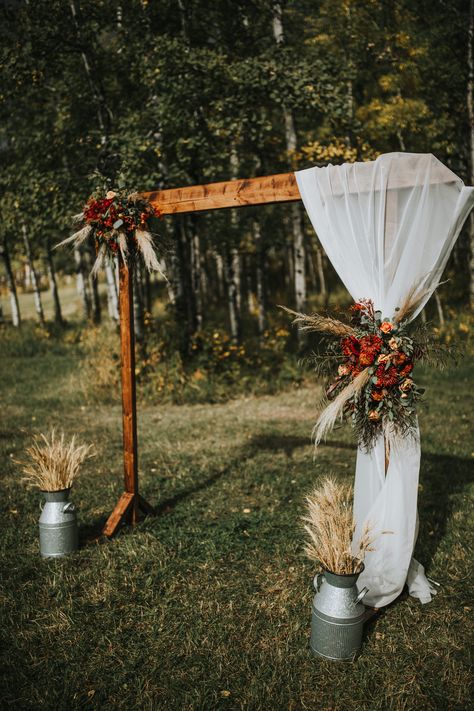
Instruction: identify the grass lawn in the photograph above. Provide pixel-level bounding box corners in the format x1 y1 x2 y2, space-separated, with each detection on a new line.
0 338 472 710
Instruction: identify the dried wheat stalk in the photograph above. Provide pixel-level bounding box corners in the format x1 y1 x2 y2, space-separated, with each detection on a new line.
20 429 94 491
302 477 377 574
278 305 355 337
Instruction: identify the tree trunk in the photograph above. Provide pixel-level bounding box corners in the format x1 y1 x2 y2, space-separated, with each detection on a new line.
227 146 242 340
143 267 152 314
190 217 203 330
133 262 145 342
253 219 267 337
435 292 445 327
21 224 45 325
45 241 63 326
272 2 306 320
315 244 327 302
215 252 225 299
74 247 92 320
468 0 474 309
224 245 241 342
105 261 120 321
86 248 102 324
1 237 21 327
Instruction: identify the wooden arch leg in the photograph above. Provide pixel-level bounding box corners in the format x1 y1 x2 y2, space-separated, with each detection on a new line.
103 257 154 538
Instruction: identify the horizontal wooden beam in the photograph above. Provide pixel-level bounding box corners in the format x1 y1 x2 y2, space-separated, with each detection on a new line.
142 172 301 215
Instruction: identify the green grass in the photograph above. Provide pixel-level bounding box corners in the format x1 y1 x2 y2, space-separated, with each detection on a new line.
0 337 473 710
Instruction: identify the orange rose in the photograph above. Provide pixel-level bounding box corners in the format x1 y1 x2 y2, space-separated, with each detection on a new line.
368 410 381 421
380 322 393 333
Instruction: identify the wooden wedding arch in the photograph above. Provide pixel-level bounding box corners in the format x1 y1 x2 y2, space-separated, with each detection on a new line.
103 171 301 537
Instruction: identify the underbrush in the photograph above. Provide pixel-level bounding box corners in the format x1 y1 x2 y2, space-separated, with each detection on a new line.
79 321 306 404
2 308 471 406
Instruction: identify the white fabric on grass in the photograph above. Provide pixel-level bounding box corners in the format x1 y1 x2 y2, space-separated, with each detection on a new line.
296 153 474 607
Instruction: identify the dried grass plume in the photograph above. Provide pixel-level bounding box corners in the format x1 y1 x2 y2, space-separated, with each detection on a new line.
302 477 376 574
278 305 355 337
20 430 95 492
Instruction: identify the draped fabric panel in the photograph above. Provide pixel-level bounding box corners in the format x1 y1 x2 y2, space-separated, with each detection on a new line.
296 153 474 607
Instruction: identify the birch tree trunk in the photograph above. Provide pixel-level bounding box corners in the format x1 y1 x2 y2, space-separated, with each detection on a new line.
133 262 145 342
1 237 21 327
315 244 327 302
21 224 45 325
45 241 63 326
215 252 225 299
227 146 242 341
105 262 120 321
190 217 203 330
272 2 306 319
86 248 102 324
74 247 92 320
468 0 474 309
225 245 241 342
253 219 267 337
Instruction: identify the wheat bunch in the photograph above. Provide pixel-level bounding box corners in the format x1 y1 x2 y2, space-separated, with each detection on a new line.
279 305 355 337
302 477 376 575
20 430 94 492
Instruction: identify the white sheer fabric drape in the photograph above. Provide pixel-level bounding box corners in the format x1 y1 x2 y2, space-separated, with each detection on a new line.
296 153 474 608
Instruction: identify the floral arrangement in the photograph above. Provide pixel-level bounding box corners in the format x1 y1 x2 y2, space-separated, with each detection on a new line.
57 187 164 276
283 292 452 451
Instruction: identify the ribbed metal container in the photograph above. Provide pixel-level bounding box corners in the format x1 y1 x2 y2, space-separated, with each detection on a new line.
310 566 368 661
39 488 78 558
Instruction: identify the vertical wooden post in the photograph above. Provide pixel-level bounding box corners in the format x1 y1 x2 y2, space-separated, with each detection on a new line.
103 255 154 537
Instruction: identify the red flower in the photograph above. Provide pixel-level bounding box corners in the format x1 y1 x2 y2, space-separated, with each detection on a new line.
375 364 399 388
400 363 413 377
341 336 360 358
359 334 383 365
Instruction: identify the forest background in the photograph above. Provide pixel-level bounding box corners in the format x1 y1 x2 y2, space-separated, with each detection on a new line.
1 0 473 400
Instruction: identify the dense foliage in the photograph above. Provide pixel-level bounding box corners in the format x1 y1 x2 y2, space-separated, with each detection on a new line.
0 0 472 341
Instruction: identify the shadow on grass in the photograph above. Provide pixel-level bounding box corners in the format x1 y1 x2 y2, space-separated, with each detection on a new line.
153 467 230 516
246 433 311 458
417 450 473 568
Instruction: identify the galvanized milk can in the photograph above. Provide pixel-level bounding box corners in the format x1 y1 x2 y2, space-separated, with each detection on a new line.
39 488 78 558
310 566 369 661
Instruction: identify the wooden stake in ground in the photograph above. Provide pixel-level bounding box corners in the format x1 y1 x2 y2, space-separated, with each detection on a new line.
103 255 155 537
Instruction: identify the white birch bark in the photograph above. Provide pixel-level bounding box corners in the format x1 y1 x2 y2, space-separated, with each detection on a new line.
253 219 267 337
272 3 306 315
74 247 92 320
21 224 45 325
105 262 119 321
1 237 21 327
45 242 63 325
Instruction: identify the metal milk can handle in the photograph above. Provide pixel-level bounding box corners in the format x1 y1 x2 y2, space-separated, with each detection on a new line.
353 586 369 605
63 503 76 513
313 573 324 592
